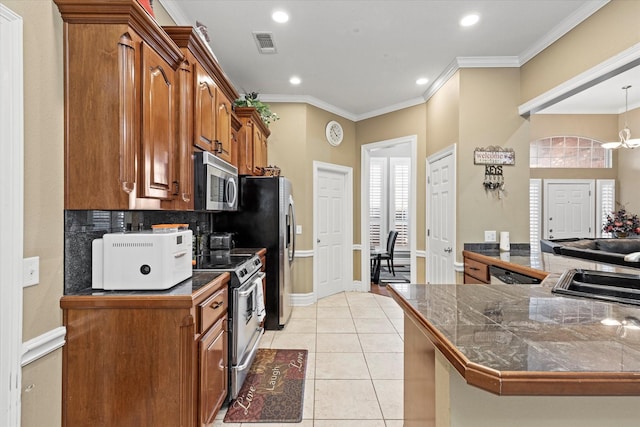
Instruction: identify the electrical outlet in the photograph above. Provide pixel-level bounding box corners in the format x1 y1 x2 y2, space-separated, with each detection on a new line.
484 230 497 242
296 225 302 235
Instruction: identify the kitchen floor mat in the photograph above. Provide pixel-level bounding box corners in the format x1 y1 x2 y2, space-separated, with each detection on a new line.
224 348 307 423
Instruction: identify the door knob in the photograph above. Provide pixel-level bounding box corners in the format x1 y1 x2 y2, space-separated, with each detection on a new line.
317 239 320 243
444 247 452 253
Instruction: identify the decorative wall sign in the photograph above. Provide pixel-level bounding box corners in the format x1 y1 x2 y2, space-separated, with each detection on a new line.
475 146 513 199
474 146 515 165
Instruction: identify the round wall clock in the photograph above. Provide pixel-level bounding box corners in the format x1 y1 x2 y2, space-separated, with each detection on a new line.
325 120 344 146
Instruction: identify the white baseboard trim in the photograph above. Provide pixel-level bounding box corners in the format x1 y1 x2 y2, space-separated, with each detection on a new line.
21 326 66 367
454 260 464 272
294 249 314 258
290 292 316 306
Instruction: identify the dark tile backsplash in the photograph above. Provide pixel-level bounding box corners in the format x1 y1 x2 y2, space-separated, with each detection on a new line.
64 210 212 294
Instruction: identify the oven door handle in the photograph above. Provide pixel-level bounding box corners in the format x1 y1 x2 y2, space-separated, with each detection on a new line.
234 327 264 371
237 281 257 298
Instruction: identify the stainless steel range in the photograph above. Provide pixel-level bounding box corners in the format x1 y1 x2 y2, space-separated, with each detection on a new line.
195 251 264 401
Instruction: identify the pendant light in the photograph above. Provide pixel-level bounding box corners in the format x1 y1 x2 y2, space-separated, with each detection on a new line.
602 85 640 149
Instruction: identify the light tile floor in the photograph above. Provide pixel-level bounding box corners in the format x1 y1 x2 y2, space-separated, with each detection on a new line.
215 291 405 427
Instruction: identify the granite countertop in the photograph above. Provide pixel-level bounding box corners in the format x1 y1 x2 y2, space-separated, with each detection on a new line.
388 282 640 395
64 270 225 297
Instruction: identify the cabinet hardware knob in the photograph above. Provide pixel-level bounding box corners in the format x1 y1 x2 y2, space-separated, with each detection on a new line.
211 301 223 309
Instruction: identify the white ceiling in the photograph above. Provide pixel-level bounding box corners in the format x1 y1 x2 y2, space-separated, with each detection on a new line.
159 0 625 120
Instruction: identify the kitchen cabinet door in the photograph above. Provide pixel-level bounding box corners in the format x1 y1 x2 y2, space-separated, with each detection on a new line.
55 0 184 210
253 126 268 175
235 107 270 176
194 65 218 153
166 57 194 210
237 117 254 175
140 42 176 200
215 90 233 163
199 316 228 425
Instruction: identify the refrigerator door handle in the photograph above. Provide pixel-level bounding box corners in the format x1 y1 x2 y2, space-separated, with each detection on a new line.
288 195 296 263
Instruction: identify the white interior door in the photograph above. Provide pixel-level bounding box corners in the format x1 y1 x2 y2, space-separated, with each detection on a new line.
427 146 456 284
544 180 594 239
315 164 351 299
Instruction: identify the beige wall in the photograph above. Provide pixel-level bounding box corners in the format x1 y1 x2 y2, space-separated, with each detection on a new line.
521 0 640 103
529 114 619 181
426 72 460 156
267 103 358 292
457 68 530 253
616 108 640 213
6 1 65 425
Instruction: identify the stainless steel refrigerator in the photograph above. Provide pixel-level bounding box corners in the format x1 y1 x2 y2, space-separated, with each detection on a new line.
215 176 296 330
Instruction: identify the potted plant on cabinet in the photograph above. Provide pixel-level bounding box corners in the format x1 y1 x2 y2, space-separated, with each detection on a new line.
233 92 279 127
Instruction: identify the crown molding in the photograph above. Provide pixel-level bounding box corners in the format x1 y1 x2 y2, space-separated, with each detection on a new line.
257 94 359 122
456 56 520 68
519 0 610 65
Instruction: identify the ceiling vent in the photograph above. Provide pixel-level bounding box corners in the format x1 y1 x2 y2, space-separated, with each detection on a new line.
252 31 277 54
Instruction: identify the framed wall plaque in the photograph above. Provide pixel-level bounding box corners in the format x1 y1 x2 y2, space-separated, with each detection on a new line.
473 146 515 165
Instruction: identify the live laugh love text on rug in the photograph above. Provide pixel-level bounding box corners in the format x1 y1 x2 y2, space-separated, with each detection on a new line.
224 348 307 423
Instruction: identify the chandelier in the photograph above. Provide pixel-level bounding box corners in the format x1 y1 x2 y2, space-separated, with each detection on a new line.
601 85 640 149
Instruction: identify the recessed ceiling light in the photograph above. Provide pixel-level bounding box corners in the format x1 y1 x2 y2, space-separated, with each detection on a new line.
289 76 301 85
416 78 429 85
460 14 479 27
272 10 289 23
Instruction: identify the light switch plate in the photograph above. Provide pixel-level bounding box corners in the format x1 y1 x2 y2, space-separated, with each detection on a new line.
23 256 40 287
484 230 497 242
296 225 302 235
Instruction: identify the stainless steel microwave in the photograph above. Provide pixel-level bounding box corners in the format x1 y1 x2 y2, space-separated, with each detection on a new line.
194 151 238 211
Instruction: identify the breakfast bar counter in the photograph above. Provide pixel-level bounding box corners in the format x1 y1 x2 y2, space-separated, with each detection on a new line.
387 283 640 427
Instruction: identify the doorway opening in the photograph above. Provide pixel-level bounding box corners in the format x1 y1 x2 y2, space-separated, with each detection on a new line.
361 136 417 290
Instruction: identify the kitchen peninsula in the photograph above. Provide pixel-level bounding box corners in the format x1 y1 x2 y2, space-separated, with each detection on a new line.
389 252 640 427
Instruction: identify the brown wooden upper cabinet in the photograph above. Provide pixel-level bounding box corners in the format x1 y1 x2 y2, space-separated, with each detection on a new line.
55 0 184 210
235 107 271 175
164 27 238 166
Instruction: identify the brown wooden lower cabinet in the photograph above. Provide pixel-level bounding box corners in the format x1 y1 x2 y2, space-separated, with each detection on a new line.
60 273 229 427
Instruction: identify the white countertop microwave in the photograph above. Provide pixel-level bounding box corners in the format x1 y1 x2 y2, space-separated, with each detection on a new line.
92 230 193 290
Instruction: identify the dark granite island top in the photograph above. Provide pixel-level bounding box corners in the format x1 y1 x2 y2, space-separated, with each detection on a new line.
388 283 640 396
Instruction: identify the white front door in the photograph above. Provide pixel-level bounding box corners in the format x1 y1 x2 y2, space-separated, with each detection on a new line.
315 163 352 299
544 180 594 239
427 146 456 284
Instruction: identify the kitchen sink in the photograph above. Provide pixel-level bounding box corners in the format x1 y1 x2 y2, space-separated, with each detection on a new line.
552 269 640 306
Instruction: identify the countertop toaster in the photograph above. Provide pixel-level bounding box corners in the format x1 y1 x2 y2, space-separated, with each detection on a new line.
92 230 193 290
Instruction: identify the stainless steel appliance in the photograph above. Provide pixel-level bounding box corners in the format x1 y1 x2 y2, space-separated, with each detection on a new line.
489 265 541 284
194 151 238 211
91 229 193 290
195 252 264 401
215 176 296 330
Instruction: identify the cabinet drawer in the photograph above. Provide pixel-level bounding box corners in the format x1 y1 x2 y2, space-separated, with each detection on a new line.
198 286 228 333
464 258 489 283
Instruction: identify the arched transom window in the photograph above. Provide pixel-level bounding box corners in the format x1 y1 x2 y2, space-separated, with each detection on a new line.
530 136 611 168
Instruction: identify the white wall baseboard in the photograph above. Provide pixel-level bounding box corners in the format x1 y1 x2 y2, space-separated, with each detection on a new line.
290 292 315 306
21 326 66 367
